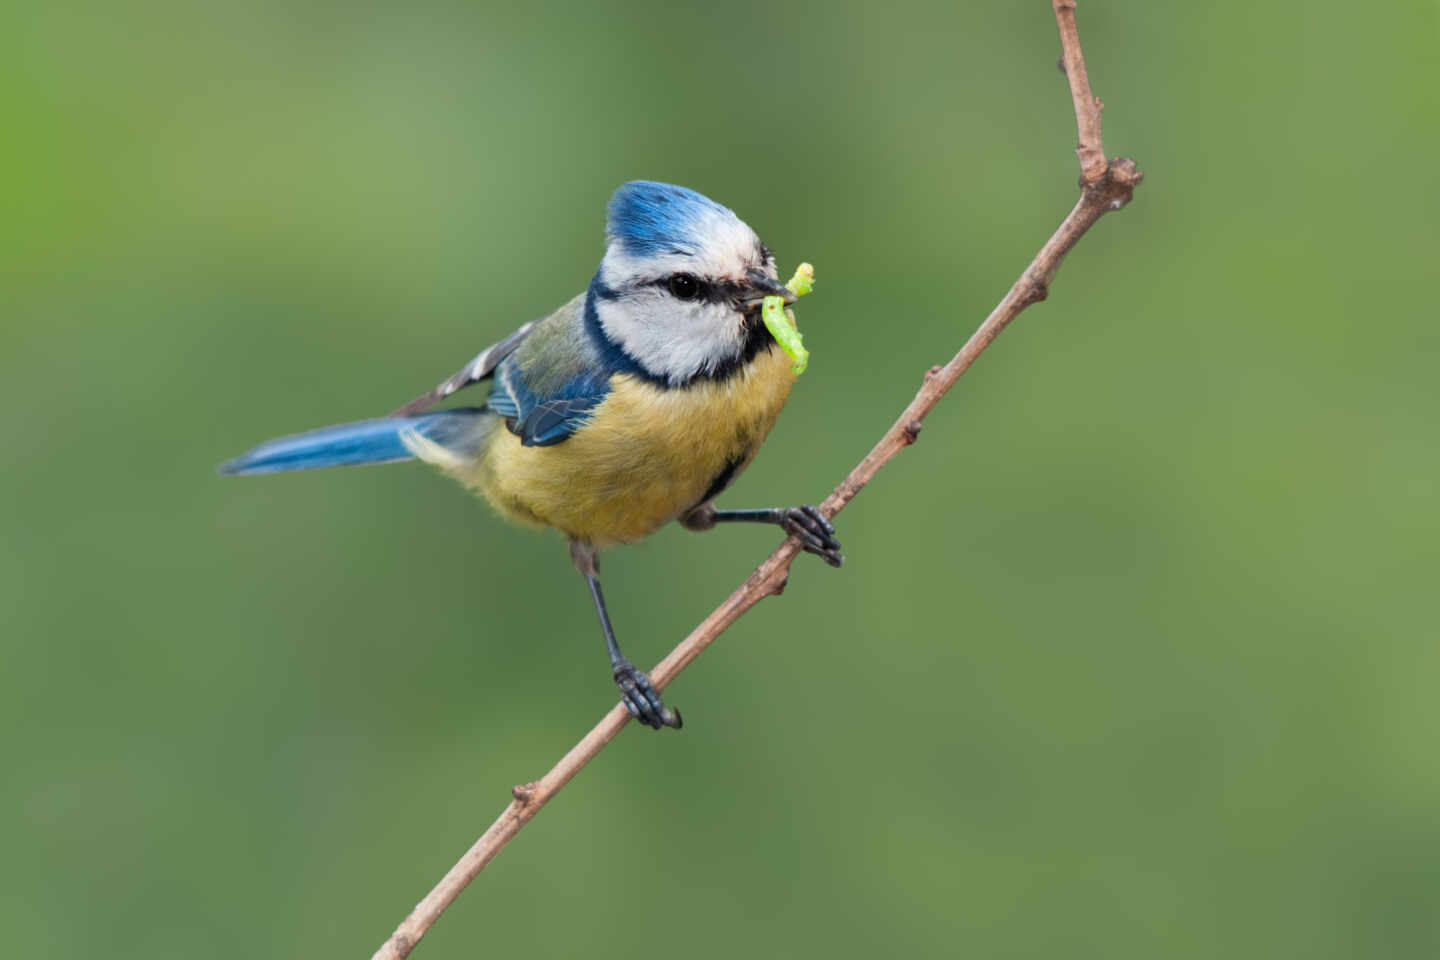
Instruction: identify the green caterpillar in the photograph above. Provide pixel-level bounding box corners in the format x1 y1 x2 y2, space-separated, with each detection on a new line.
762 262 815 376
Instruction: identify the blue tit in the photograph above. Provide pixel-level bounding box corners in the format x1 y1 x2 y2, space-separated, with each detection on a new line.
219 181 842 730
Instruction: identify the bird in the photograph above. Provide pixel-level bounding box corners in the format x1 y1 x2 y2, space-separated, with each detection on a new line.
218 181 842 730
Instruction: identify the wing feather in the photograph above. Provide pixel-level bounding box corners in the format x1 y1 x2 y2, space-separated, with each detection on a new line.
388 320 536 417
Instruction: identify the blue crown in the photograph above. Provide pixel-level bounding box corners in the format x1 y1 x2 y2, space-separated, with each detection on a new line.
605 181 739 256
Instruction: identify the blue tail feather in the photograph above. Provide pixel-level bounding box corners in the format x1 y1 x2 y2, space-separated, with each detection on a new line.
218 408 490 476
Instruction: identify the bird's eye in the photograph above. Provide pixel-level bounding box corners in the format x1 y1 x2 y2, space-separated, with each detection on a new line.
667 273 700 300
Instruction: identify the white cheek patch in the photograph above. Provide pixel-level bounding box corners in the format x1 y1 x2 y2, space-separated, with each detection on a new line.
596 295 744 384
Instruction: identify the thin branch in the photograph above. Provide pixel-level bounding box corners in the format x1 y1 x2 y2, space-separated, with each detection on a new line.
1054 0 1109 185
372 4 1142 957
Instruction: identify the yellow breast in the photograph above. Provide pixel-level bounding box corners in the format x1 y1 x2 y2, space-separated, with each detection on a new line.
470 343 796 546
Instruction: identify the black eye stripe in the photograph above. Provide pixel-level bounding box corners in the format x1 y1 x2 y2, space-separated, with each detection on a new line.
653 274 745 306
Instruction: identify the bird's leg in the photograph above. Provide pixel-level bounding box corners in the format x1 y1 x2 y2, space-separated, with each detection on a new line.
569 540 682 731
680 503 844 568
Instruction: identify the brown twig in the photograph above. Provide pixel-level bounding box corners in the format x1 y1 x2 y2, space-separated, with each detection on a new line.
1054 0 1110 185
371 4 1141 957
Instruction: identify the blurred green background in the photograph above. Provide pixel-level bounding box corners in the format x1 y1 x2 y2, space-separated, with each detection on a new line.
4 0 1437 957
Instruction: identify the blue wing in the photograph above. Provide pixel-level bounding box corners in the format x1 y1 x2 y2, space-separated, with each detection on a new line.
488 359 608 447
484 294 614 448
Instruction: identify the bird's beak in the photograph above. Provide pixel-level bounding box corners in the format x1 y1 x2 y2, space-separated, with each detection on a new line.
740 268 796 312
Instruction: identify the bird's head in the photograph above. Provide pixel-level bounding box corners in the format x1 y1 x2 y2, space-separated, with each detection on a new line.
590 181 794 385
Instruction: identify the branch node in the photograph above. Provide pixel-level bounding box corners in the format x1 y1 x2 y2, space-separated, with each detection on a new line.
512 782 537 805
902 420 923 444
924 364 943 383
1110 156 1143 186
1079 157 1144 213
1021 280 1050 307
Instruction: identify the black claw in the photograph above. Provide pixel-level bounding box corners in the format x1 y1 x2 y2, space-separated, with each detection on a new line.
786 524 827 553
798 504 836 536
614 663 681 730
781 505 844 567
798 534 842 567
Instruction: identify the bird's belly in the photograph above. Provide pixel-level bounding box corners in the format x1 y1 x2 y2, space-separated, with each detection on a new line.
475 345 795 546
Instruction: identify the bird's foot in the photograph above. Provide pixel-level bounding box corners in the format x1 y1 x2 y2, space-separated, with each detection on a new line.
780 505 844 568
614 662 683 730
